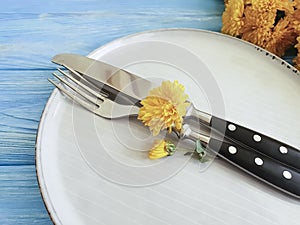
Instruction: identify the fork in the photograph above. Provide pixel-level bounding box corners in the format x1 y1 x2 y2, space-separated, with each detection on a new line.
48 68 300 198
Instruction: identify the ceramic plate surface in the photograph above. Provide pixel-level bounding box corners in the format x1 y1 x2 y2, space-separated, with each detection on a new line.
36 29 300 225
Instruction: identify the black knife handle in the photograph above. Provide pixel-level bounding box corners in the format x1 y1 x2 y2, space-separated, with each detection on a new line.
208 137 300 198
210 116 300 171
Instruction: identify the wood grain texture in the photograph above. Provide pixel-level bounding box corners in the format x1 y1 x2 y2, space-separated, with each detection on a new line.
0 166 51 224
0 0 224 224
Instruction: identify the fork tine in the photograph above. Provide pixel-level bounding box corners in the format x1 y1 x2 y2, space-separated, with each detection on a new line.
57 67 105 101
52 72 101 107
60 64 109 98
48 78 97 112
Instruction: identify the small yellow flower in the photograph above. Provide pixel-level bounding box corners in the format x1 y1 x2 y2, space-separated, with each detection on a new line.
148 140 176 159
138 80 190 136
291 8 300 33
276 0 294 14
294 0 300 9
293 36 300 70
265 17 297 57
250 0 277 13
241 6 275 48
222 0 245 37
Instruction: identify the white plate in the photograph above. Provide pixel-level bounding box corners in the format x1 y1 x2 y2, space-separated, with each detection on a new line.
36 29 300 225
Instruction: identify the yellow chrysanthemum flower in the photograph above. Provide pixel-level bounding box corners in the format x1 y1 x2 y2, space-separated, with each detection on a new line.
266 17 297 57
251 0 293 13
222 0 300 69
241 6 275 47
276 0 295 13
148 140 176 159
222 0 245 36
138 80 190 136
294 0 300 9
291 8 300 33
293 36 300 69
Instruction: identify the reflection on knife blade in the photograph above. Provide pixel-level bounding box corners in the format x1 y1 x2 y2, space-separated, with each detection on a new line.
52 53 152 106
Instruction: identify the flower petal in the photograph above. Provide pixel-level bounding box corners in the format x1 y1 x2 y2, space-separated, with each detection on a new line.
138 81 190 136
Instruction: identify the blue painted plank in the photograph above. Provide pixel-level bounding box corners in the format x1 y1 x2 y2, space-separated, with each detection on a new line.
0 165 52 224
0 2 223 70
0 0 224 14
0 70 52 166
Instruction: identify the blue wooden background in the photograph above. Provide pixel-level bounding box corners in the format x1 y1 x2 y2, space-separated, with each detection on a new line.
0 0 224 224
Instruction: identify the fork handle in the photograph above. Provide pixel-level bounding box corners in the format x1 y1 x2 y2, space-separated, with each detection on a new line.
208 137 300 198
210 116 300 171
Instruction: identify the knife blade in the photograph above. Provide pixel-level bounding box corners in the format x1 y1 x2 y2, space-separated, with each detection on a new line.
52 53 300 171
52 53 150 106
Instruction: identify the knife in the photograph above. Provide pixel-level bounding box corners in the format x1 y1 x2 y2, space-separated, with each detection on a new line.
52 53 300 171
50 64 300 198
